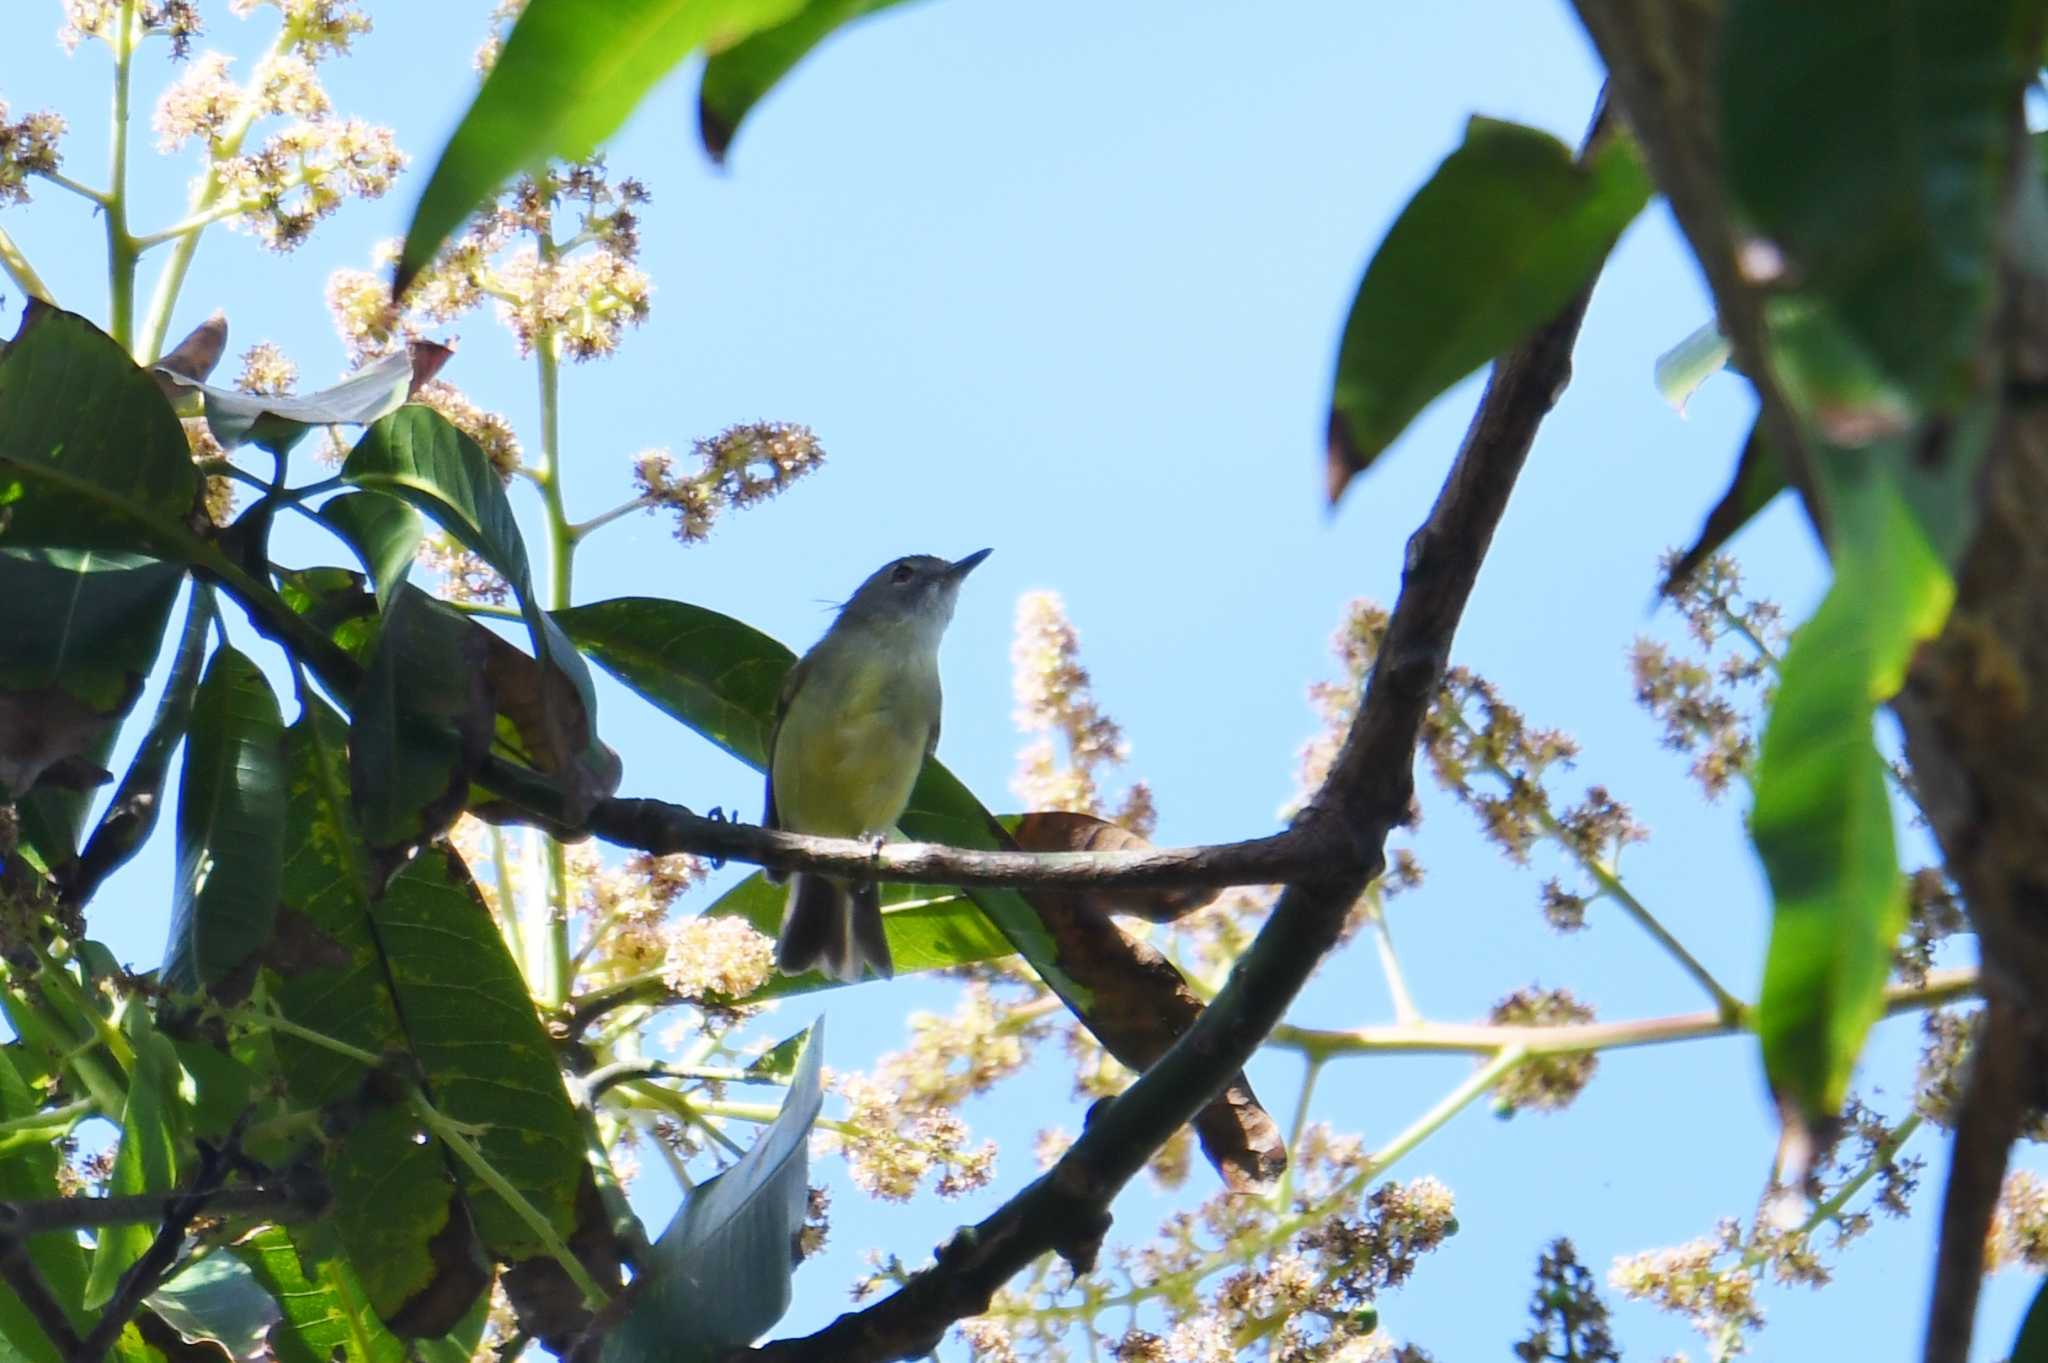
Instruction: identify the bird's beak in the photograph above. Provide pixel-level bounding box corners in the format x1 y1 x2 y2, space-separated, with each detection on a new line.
948 548 993 579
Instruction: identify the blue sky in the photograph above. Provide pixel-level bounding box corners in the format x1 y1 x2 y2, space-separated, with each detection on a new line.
2 1 2039 1358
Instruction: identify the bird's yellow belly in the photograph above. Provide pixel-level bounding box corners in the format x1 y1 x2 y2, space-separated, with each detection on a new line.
772 692 927 839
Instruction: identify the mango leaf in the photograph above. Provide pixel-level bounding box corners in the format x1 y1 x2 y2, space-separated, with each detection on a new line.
707 873 1002 999
343 408 616 820
0 1047 92 1363
85 1007 184 1307
2013 1274 2048 1363
397 0 809 294
1661 420 1783 595
599 1022 823 1363
1752 464 1954 1122
698 0 920 162
157 346 434 457
1721 0 2035 407
0 302 197 549
234 1225 406 1363
1653 319 1732 415
161 646 287 994
319 490 424 609
555 596 1084 1004
146 1254 280 1360
1326 116 1650 501
272 700 586 1322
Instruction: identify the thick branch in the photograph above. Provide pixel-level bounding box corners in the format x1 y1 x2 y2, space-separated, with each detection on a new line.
0 1182 315 1237
726 106 1615 1363
0 1235 82 1357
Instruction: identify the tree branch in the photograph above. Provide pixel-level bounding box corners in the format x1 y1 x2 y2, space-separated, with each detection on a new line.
721 100 1617 1363
0 1181 319 1237
0 1235 82 1357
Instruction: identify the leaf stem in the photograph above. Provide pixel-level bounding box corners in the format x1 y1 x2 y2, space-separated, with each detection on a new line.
1366 895 1422 1024
0 225 55 303
104 0 139 351
567 493 653 542
35 168 109 205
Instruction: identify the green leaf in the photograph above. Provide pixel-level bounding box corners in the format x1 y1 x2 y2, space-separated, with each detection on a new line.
2012 1273 2048 1363
233 1225 407 1363
600 1022 823 1363
0 303 197 549
397 0 808 293
705 872 1004 999
85 1008 183 1308
157 349 417 456
1721 0 2035 406
161 646 287 994
0 1048 91 1363
1752 464 1954 1119
343 408 615 817
1653 319 1732 415
146 1254 281 1360
697 0 919 162
1325 116 1650 500
556 596 1085 1005
319 490 424 609
1662 420 1784 594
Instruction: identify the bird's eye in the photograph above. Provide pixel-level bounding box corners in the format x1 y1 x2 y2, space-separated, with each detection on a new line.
890 563 916 585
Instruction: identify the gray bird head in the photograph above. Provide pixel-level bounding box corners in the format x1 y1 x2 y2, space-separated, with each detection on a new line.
837 548 992 640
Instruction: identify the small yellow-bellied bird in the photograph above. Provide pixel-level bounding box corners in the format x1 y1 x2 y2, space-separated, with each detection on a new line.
765 549 991 981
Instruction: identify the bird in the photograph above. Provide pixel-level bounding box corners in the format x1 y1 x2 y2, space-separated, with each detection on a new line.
765 548 991 982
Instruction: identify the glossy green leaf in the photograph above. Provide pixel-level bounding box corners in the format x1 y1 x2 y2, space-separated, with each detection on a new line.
161 646 287 994
85 1008 183 1307
146 1254 281 1360
706 872 1003 999
600 1022 823 1363
556 596 1084 1004
343 408 615 817
0 1048 90 1363
350 585 493 855
397 0 808 293
319 490 424 609
1326 116 1650 500
0 303 197 549
698 0 919 162
1752 465 1954 1118
1653 319 1732 415
157 348 416 456
1721 0 2035 406
234 1225 407 1363
1662 420 1783 595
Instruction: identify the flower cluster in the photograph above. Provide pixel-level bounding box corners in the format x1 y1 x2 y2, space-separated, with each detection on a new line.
215 118 404 251
411 380 523 481
235 341 297 395
827 1071 997 1201
1986 1170 2048 1273
0 105 65 209
1897 866 1965 986
62 1 201 55
1631 554 1781 802
1011 591 1156 835
416 532 510 605
633 423 827 543
1487 987 1598 1113
1913 1008 2048 1141
1513 1239 1618 1363
229 0 371 60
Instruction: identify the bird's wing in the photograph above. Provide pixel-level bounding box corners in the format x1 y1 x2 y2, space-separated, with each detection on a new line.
924 677 943 760
763 651 812 831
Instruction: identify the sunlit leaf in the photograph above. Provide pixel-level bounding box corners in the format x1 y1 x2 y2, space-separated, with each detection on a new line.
707 872 1001 999
1653 319 1732 415
157 345 444 457
146 1254 281 1361
0 1048 91 1363
85 1008 183 1307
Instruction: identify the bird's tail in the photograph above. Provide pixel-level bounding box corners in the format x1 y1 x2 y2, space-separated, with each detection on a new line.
775 873 893 983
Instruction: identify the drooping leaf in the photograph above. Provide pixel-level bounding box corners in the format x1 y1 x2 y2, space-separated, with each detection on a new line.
0 1047 91 1363
707 873 1002 999
397 0 809 294
161 646 287 994
1661 420 1784 595
151 311 229 389
343 408 616 819
0 302 198 549
146 1254 281 1361
1721 0 2035 408
697 0 920 162
599 1022 824 1363
1325 116 1650 501
157 346 432 457
85 1007 183 1307
1653 319 1732 415
319 490 424 609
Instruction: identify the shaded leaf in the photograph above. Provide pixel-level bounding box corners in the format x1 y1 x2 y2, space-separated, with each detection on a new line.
698 0 920 162
597 1022 823 1363
1326 116 1650 501
86 1008 183 1307
161 646 287 994
2014 1273 2048 1363
1653 319 1731 415
1661 420 1783 594
0 302 198 549
397 0 808 294
0 1047 91 1363
319 490 424 609
1721 0 2035 407
146 1255 280 1361
158 348 423 457
344 408 615 819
